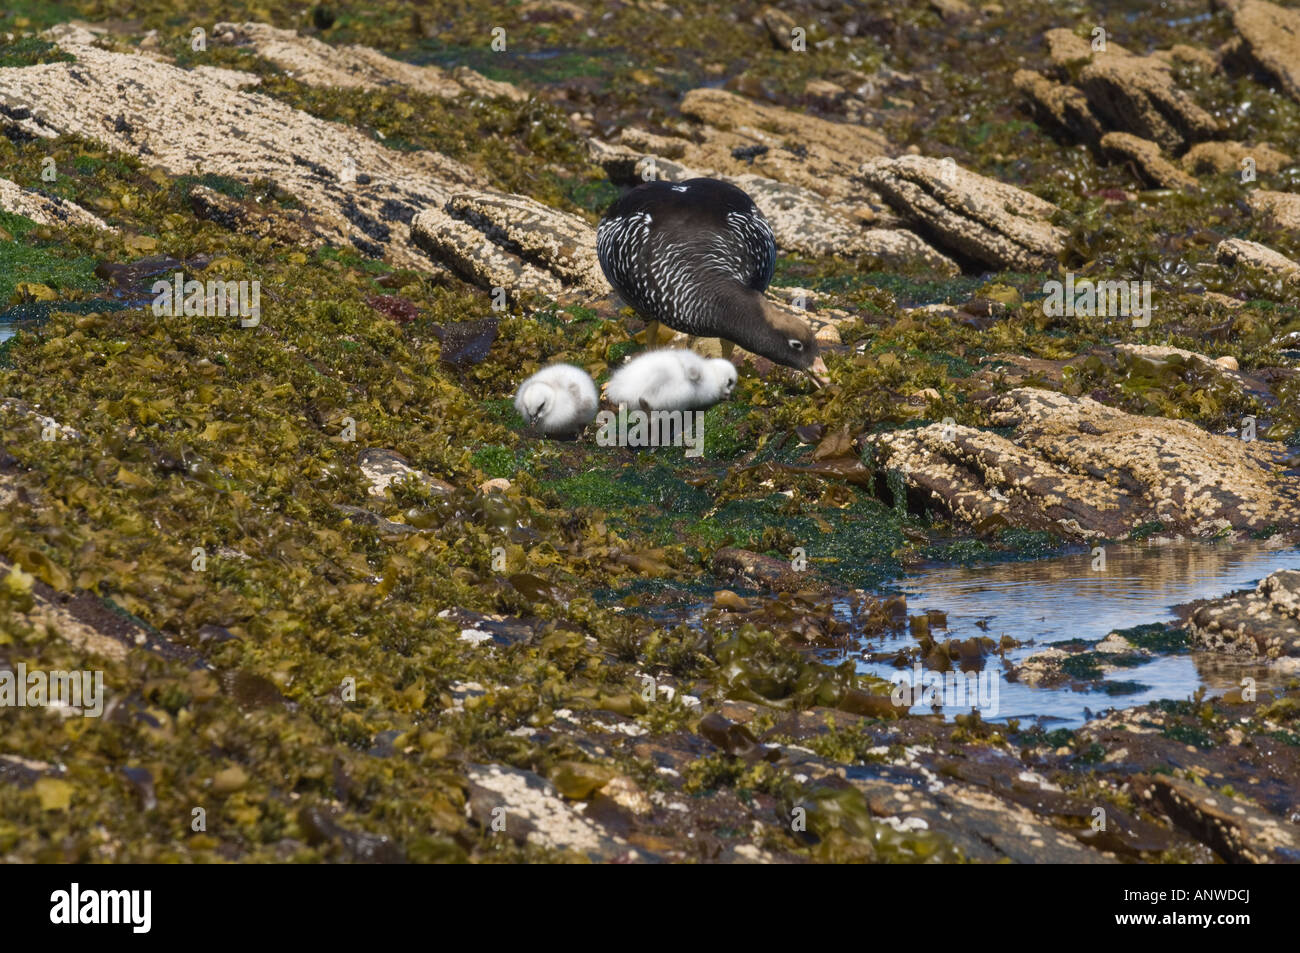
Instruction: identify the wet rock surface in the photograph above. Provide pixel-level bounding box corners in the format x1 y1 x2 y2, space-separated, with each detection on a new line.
1229 0 1300 103
1187 569 1300 670
0 177 115 232
872 387 1300 540
211 21 469 99
0 37 481 269
1101 132 1199 189
858 156 1067 270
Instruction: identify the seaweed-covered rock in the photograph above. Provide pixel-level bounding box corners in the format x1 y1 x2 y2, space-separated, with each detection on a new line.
410 189 604 297
1013 69 1106 149
0 556 186 664
590 143 956 270
1216 238 1300 281
870 387 1300 539
187 184 316 245
1187 569 1300 671
858 155 1067 270
1246 189 1300 231
1100 132 1199 189
211 22 472 98
0 176 116 232
1229 0 1300 103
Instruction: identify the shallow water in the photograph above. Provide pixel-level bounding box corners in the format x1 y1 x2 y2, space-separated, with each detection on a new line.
842 540 1300 729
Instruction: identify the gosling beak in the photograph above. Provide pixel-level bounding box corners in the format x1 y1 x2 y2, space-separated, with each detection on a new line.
806 355 830 389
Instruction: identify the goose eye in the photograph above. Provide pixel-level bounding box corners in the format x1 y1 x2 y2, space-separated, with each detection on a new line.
788 339 803 351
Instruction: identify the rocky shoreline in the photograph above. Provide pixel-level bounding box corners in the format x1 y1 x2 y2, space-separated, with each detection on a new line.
1 1 1299 863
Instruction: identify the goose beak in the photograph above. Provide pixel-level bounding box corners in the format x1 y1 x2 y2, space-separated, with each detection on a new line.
806 356 830 389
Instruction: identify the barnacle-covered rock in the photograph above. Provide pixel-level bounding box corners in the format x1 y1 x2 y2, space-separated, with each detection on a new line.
410 189 604 298
1181 140 1291 174
357 448 454 498
1216 237 1300 281
870 387 1300 539
590 142 956 270
1017 28 1220 165
858 155 1067 270
0 42 481 269
1013 69 1106 149
1077 47 1219 153
1142 774 1300 863
1246 189 1300 231
0 176 116 232
1100 132 1199 189
1229 0 1300 104
210 21 521 101
1187 569 1300 671
678 87 891 207
464 763 634 860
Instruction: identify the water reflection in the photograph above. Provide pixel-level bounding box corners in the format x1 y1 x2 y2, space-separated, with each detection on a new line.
846 539 1300 728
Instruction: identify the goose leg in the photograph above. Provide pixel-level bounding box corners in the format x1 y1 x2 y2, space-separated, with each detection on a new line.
720 339 735 360
643 320 660 348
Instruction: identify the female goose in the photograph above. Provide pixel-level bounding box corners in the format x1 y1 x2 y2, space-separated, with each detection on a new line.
596 177 826 382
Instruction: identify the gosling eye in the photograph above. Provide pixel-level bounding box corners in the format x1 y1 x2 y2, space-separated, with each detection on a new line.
788 339 804 351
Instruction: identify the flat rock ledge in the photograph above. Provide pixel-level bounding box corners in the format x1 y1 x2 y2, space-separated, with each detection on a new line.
211 22 527 102
410 191 606 299
1216 238 1300 282
1016 27 1226 184
1246 189 1300 231
0 38 483 271
588 141 958 272
1188 569 1300 672
1230 0 1300 104
870 387 1300 541
858 156 1067 270
0 176 116 232
0 32 591 291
